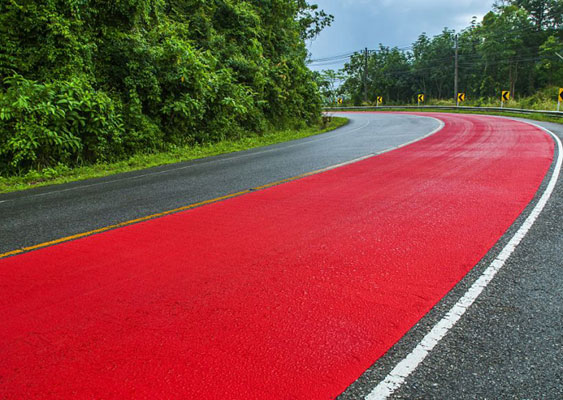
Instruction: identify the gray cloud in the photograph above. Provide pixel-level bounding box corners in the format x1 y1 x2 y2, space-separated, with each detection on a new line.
307 0 495 70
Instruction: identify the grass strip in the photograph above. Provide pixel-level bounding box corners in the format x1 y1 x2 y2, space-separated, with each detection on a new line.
0 117 349 194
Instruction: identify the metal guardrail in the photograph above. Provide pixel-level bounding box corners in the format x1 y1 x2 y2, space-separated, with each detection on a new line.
323 105 563 118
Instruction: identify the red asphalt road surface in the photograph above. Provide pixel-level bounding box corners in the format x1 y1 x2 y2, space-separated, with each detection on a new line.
0 113 554 399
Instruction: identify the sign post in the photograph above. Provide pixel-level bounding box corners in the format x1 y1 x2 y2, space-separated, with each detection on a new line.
417 94 424 107
558 88 562 112
457 92 465 107
501 91 510 108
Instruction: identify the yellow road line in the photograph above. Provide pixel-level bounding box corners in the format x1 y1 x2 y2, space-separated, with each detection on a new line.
1 119 445 261
0 112 447 261
0 168 330 260
0 189 252 260
1 150 385 261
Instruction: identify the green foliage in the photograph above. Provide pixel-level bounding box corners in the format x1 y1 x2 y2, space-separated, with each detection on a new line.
339 0 562 106
0 117 349 193
0 0 332 175
0 75 125 173
313 69 345 105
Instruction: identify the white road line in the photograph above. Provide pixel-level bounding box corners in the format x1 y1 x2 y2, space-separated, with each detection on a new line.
366 122 562 400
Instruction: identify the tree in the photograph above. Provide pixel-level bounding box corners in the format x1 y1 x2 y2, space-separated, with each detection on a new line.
341 45 413 105
411 29 456 99
0 0 332 174
511 0 563 29
477 6 536 96
313 69 344 104
337 0 561 104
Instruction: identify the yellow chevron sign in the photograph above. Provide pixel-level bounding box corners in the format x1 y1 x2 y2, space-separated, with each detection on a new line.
559 88 563 102
417 94 425 102
457 93 466 102
337 98 343 105
377 96 383 103
502 91 510 101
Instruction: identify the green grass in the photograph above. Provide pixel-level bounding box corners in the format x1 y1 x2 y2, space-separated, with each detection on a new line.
425 96 560 111
0 117 349 194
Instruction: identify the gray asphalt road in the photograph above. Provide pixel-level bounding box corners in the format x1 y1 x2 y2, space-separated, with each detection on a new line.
339 117 563 400
0 113 439 253
1 113 560 399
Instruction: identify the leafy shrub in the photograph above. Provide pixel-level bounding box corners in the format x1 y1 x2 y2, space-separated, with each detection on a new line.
0 75 124 173
0 0 330 176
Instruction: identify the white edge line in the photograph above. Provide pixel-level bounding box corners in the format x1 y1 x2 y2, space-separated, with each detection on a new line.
366 122 562 400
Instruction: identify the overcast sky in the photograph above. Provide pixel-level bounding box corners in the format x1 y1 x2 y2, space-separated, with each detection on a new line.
307 0 496 70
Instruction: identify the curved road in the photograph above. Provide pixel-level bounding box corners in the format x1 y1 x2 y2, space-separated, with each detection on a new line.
0 112 561 399
0 113 440 253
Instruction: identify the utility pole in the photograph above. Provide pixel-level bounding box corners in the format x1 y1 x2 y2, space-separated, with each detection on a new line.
454 34 459 106
363 47 369 105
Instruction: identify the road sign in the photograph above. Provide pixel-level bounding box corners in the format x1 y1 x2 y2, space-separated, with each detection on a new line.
417 94 425 102
337 98 343 105
559 88 563 102
457 93 466 102
502 91 510 101
377 96 383 104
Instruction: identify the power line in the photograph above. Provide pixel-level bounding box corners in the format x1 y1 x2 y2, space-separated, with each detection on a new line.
459 54 557 67
310 22 556 64
310 42 552 69
309 44 414 64
308 52 356 63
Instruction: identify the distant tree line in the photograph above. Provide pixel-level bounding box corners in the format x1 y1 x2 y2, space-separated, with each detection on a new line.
0 0 332 174
319 0 562 105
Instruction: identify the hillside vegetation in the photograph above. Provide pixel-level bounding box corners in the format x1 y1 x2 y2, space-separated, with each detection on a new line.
320 0 562 107
0 0 332 175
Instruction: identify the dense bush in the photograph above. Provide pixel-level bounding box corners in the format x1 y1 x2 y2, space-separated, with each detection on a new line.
0 0 331 174
0 75 125 172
